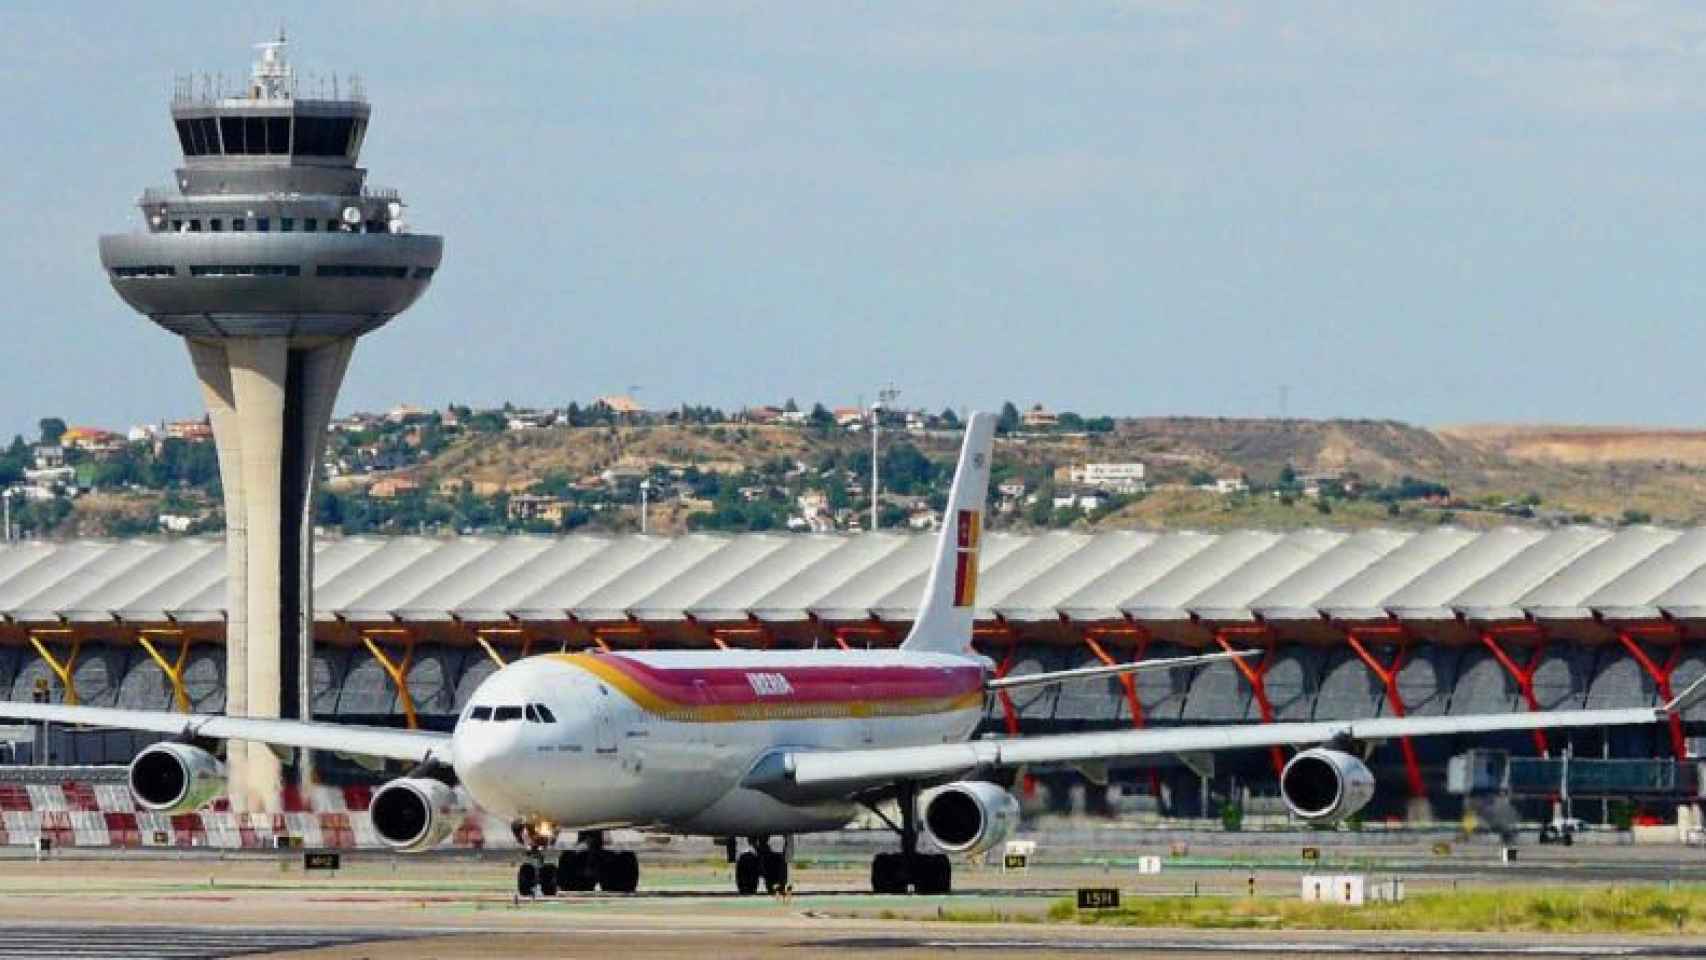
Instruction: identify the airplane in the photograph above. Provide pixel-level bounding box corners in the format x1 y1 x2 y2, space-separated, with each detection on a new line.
0 411 1698 898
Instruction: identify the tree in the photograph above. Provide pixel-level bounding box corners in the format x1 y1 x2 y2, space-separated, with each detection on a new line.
809 403 833 427
37 418 66 446
996 401 1021 435
938 407 960 428
783 397 799 413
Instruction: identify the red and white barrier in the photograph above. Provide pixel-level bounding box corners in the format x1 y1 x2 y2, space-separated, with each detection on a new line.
0 781 514 849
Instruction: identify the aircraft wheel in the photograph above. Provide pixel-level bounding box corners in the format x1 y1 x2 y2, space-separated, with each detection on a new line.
761 850 788 893
517 862 538 897
599 850 640 893
538 863 559 897
910 853 950 894
871 852 904 894
558 850 595 891
735 851 761 895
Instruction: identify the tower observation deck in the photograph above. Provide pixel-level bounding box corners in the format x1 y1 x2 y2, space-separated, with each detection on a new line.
97 37 443 810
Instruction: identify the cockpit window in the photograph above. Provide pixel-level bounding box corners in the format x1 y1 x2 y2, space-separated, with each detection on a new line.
493 706 524 722
524 704 540 723
469 706 492 721
535 704 557 724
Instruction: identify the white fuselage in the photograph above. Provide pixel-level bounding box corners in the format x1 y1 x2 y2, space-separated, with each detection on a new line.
452 649 988 836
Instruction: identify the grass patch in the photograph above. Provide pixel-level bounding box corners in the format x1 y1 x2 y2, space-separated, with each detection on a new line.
1053 885 1706 935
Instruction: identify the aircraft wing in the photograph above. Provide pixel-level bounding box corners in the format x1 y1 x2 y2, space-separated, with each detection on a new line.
986 650 1257 692
0 702 449 765
744 702 1677 799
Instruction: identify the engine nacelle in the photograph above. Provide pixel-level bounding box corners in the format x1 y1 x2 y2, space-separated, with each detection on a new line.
919 781 1020 856
369 778 469 853
128 742 226 814
1280 747 1375 823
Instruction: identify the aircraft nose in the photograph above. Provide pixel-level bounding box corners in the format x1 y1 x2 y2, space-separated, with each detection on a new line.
453 721 526 816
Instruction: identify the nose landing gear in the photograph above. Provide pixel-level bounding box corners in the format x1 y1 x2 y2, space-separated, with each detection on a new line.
513 821 559 897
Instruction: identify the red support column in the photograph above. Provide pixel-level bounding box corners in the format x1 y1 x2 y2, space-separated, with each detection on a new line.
1213 625 1285 779
1083 623 1157 796
1479 625 1550 756
1617 625 1689 762
1084 626 1151 729
1343 625 1426 799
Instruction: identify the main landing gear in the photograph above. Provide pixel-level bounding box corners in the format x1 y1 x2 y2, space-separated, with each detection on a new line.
558 831 639 893
513 826 639 896
728 836 789 895
867 782 951 895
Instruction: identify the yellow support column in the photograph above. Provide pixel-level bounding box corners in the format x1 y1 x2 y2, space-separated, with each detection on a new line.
136 631 193 712
473 627 525 669
27 631 81 706
361 630 418 730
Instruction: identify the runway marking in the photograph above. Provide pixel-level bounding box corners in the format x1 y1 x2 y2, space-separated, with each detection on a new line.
0 925 409 959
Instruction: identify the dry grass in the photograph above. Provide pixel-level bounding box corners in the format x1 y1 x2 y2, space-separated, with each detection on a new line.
1051 885 1706 934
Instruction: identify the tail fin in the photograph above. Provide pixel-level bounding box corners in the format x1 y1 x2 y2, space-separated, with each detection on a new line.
900 411 996 654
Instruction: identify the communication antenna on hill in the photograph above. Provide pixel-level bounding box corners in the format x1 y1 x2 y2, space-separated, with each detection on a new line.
871 384 901 531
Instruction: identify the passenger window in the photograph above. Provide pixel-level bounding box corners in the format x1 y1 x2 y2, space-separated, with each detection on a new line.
494 705 523 722
470 706 492 721
535 704 557 724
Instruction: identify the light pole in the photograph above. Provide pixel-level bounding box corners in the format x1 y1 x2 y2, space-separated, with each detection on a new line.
639 479 651 534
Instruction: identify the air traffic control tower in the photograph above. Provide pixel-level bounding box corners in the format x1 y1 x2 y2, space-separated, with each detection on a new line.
98 38 443 810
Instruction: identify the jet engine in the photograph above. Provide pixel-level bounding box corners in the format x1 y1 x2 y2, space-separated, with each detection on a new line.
1280 747 1375 823
919 781 1020 856
127 742 226 814
369 778 469 853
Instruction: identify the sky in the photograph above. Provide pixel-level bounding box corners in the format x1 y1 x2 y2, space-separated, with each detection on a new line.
3 1 1706 435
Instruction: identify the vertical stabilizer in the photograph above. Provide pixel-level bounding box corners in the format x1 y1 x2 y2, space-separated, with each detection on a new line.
900 412 996 654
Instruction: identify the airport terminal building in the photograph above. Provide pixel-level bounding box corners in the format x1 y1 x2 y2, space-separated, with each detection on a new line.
0 525 1702 819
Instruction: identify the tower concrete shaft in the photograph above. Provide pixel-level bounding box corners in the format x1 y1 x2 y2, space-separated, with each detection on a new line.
98 38 441 811
189 337 351 809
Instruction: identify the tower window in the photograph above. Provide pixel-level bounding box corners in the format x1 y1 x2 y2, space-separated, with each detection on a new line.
412 267 436 280
318 264 408 279
281 218 295 232
231 219 245 232
255 218 270 232
188 220 202 232
189 264 301 278
303 219 317 233
112 265 177 279
209 219 223 232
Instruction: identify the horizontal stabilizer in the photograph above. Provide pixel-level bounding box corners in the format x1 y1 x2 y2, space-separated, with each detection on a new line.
986 650 1258 692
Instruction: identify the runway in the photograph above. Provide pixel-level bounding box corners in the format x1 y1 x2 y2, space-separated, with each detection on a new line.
7 921 1706 960
1 839 1702 959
